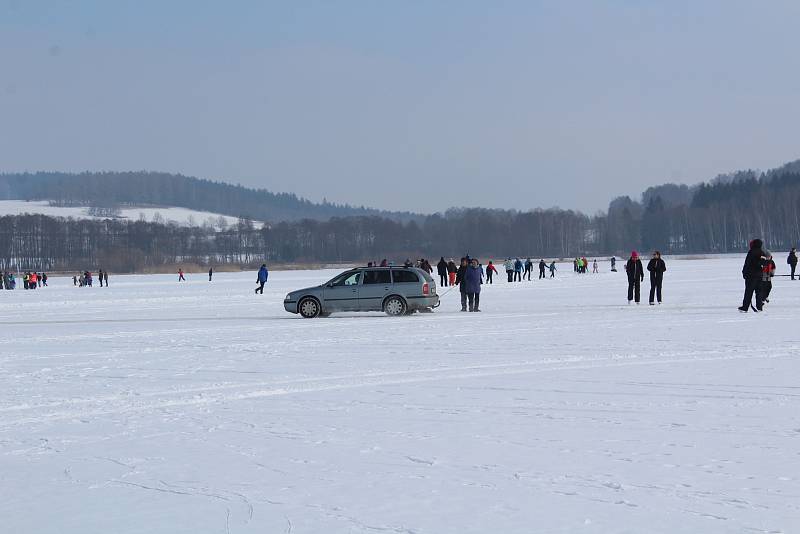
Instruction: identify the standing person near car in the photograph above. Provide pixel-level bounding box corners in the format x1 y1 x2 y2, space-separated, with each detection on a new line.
455 257 469 311
625 251 644 304
739 239 765 313
464 258 483 312
788 248 798 280
646 251 666 305
485 260 498 284
437 257 448 287
255 264 268 294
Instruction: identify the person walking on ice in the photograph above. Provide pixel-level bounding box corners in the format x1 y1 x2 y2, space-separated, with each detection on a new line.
760 251 776 305
739 239 766 313
178 268 186 282
625 251 644 304
255 264 268 294
787 248 797 280
504 258 514 283
592 259 599 273
549 260 557 278
437 257 448 287
646 251 666 305
485 260 497 284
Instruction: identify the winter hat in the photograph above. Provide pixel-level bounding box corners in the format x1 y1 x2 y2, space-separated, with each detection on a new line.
631 251 638 258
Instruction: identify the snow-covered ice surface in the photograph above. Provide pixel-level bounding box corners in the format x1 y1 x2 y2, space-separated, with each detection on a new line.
0 200 256 227
1 257 799 533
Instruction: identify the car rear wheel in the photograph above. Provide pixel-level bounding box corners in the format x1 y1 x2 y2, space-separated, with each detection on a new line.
384 296 406 316
299 297 321 318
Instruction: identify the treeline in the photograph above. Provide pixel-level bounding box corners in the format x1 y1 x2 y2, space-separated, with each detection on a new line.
3 170 800 272
2 165 800 271
0 208 605 272
0 171 417 223
627 170 800 253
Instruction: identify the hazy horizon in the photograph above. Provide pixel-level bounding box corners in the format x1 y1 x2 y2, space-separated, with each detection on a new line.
2 1 799 214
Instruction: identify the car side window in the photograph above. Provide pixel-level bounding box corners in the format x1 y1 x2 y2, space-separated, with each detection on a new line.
363 270 391 284
392 270 419 283
331 272 361 287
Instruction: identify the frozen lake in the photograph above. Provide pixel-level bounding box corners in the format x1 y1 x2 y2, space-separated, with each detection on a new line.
1 257 799 533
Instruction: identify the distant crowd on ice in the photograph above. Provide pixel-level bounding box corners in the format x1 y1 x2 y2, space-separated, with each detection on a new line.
0 271 48 290
5 241 794 314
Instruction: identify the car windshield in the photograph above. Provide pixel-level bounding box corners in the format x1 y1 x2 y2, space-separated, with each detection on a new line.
329 271 361 287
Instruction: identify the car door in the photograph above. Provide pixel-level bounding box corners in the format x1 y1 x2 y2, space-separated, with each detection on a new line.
359 269 392 311
322 271 361 311
391 269 421 299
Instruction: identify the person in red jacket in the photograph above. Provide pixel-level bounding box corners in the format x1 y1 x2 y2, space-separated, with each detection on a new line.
178 268 186 282
485 261 498 284
759 251 776 305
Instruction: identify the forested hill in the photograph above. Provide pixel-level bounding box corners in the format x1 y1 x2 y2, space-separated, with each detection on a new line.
0 172 417 223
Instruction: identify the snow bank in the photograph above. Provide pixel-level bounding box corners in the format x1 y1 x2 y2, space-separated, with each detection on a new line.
0 200 261 228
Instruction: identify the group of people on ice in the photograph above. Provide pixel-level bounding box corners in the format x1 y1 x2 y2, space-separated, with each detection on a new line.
739 239 778 313
573 257 600 274
0 272 47 290
500 258 557 282
73 270 108 287
624 251 666 305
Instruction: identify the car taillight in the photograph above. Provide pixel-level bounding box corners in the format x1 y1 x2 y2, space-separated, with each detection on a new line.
422 283 430 295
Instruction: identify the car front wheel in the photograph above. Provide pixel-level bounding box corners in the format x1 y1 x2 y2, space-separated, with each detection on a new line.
384 296 406 316
299 297 321 319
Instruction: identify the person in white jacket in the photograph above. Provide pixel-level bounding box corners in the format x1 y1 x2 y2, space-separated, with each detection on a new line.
503 258 514 283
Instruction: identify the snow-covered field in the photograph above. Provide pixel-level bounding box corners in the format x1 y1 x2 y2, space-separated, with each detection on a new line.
0 200 256 228
1 257 799 533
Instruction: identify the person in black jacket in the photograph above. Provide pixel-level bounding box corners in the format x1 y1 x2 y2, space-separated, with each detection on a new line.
646 251 666 305
437 257 448 287
787 248 798 280
455 257 469 312
740 239 765 312
625 251 644 304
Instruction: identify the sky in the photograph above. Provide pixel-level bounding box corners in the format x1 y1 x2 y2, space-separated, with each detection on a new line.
1 1 799 214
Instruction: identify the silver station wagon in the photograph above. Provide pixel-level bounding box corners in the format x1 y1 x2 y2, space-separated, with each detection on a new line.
284 266 439 318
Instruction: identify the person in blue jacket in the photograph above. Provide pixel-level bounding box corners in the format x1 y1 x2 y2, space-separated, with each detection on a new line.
464 258 483 312
255 264 269 294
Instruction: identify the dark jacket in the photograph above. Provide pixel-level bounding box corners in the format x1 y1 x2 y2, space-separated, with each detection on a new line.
625 258 644 283
447 261 457 274
463 265 483 294
646 258 666 281
455 264 467 291
788 251 797 266
742 241 764 279
437 258 448 276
